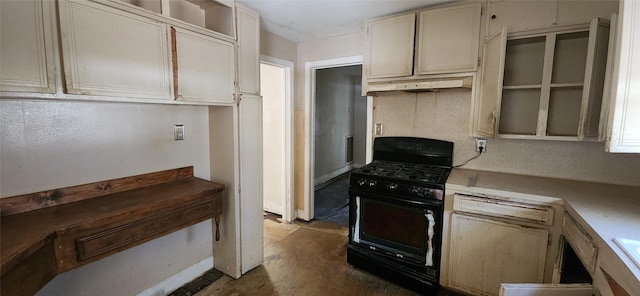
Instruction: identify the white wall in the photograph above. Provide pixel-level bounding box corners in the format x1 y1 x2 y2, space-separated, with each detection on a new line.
294 32 363 208
0 99 213 295
261 63 286 214
373 90 640 186
314 67 354 181
353 76 367 166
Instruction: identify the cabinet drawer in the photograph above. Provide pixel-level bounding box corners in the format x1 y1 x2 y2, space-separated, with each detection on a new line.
75 199 214 261
562 213 598 273
453 194 555 225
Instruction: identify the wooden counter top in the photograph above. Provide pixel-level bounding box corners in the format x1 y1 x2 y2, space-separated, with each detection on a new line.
0 167 224 296
446 168 640 295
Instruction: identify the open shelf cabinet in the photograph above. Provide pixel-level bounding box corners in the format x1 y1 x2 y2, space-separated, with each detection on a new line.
475 18 611 141
118 0 235 39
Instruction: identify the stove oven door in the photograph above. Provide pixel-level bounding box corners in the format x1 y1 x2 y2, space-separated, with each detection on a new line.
349 189 442 268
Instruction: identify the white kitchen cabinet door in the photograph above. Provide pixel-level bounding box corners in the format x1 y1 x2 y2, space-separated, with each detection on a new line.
236 4 260 95
474 28 507 138
365 13 415 79
173 27 235 104
0 0 55 93
607 0 640 153
238 94 264 274
416 2 481 75
58 0 172 100
474 20 610 141
449 213 549 296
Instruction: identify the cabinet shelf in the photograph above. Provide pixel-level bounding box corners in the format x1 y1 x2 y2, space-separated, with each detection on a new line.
475 19 610 141
117 0 235 39
503 85 543 89
550 83 585 88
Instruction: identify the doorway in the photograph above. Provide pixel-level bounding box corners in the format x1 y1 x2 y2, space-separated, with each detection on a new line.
261 56 294 222
303 55 373 221
313 65 366 225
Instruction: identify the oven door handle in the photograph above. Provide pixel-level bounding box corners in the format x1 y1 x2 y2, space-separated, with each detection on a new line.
425 212 435 266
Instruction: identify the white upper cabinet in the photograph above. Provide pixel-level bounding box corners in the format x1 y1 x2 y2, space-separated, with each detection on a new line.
59 0 173 100
416 2 481 75
236 4 260 95
606 1 640 153
172 27 235 104
0 0 56 93
474 19 611 141
365 2 482 81
475 28 507 138
365 13 416 79
487 0 618 36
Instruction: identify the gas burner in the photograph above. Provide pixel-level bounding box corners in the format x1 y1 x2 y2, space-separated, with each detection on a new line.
354 160 449 185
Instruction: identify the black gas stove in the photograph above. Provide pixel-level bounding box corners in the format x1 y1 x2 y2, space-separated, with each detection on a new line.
350 160 450 200
348 137 453 294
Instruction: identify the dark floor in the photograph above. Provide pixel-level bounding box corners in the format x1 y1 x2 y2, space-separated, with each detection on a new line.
168 269 224 296
313 172 350 227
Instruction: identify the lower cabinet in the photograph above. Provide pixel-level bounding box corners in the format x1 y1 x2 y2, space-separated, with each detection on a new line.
449 213 550 296
446 194 557 296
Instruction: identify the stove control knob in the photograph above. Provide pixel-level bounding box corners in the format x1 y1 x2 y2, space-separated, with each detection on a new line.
368 180 377 187
357 179 366 186
387 183 398 190
409 186 424 195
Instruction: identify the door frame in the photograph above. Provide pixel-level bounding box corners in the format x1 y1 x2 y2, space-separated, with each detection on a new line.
302 55 372 221
260 55 295 222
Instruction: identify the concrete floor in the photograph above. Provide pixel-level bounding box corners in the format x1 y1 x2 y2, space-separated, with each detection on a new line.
196 216 423 295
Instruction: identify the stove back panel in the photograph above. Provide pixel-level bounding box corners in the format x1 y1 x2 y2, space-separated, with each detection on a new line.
372 137 453 167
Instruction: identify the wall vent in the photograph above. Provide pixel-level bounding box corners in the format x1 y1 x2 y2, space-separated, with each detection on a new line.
346 136 354 164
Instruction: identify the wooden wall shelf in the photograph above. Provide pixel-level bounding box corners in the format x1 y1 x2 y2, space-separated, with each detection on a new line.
0 166 224 296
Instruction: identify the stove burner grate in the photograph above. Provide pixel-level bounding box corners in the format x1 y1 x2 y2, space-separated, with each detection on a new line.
356 160 449 184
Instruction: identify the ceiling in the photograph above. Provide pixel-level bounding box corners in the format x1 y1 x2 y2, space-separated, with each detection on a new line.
236 0 456 43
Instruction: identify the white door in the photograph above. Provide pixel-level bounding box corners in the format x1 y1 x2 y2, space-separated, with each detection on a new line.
239 94 264 274
261 63 286 215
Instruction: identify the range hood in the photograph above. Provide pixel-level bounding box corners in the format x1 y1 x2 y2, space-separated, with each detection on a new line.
365 75 473 94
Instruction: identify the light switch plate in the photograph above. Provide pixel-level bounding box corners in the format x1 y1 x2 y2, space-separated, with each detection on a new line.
174 125 185 140
375 123 383 135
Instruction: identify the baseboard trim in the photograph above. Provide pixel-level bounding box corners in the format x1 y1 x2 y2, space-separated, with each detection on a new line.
136 256 214 296
296 209 310 221
314 165 352 186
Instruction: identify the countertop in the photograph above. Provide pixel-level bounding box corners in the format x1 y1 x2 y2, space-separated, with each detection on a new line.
445 168 640 293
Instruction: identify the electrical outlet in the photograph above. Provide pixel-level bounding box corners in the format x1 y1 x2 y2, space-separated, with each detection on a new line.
174 125 185 141
375 123 383 136
476 139 487 153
